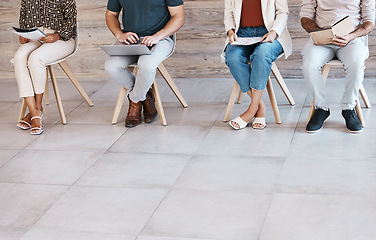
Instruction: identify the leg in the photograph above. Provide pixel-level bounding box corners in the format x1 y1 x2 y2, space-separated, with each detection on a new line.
13 41 42 129
28 39 75 95
129 37 174 102
301 39 336 110
104 54 138 90
336 37 368 110
225 43 255 93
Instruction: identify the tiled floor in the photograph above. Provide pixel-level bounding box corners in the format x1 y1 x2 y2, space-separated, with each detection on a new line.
1 77 376 240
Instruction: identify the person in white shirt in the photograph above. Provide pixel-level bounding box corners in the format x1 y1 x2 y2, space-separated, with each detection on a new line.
301 0 375 133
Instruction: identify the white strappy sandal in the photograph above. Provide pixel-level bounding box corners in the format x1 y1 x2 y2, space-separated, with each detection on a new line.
17 120 31 130
229 116 248 130
30 116 44 135
252 117 266 130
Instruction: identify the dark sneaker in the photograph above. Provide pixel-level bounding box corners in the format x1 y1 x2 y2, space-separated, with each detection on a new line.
306 108 330 133
342 109 362 133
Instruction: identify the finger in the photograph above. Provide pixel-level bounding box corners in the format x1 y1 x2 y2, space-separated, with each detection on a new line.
127 36 137 44
131 33 139 41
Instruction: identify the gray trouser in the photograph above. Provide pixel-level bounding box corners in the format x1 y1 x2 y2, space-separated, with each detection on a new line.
302 37 369 110
105 37 174 103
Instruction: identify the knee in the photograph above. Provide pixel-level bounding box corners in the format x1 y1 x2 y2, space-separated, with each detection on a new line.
27 52 44 69
225 50 247 68
302 56 323 75
104 56 124 74
137 59 158 74
343 57 365 71
13 50 28 67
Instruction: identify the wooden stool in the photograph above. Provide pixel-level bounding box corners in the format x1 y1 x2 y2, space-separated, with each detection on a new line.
111 63 188 126
306 59 371 127
223 62 295 124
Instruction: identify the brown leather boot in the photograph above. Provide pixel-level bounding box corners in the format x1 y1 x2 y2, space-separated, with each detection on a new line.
125 96 142 128
142 89 158 123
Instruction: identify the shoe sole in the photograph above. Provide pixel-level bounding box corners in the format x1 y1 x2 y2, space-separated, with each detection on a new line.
345 128 362 133
306 126 323 133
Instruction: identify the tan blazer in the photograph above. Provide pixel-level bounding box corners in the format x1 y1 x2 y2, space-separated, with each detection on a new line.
223 0 292 58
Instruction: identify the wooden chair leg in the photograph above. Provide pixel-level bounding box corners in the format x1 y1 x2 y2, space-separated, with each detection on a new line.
237 91 243 104
111 87 127 124
157 63 188 108
49 65 67 124
359 84 371 108
45 70 50 105
306 99 315 125
223 81 241 122
19 98 27 121
266 77 281 124
271 62 295 105
355 98 365 127
152 80 167 126
58 60 94 107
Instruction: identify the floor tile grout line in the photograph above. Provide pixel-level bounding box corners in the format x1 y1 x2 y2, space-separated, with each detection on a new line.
134 154 196 240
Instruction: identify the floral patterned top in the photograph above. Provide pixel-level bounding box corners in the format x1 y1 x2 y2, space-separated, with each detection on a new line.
19 0 77 41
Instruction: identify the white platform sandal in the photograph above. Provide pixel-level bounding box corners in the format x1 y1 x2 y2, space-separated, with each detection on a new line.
30 116 44 135
229 116 248 130
252 117 266 130
17 120 31 130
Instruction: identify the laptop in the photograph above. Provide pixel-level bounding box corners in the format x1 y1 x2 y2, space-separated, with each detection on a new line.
100 38 152 56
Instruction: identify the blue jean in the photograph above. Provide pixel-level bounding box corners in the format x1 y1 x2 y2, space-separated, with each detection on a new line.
225 27 283 92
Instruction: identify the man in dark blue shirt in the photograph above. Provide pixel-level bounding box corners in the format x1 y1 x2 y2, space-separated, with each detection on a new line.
105 0 184 128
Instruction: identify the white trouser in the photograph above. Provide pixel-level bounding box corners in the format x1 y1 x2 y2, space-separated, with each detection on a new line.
13 28 75 97
302 37 369 110
104 37 174 103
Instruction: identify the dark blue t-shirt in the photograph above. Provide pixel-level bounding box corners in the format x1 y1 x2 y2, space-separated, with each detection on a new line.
107 0 183 36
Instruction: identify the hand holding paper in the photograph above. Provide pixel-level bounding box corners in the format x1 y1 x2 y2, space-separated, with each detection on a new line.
12 26 47 41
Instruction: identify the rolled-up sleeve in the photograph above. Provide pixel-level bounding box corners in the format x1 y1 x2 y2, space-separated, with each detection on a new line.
224 0 236 34
57 0 77 41
300 0 316 20
361 0 375 24
272 0 289 36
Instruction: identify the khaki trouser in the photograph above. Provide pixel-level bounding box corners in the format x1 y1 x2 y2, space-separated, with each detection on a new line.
13 28 75 97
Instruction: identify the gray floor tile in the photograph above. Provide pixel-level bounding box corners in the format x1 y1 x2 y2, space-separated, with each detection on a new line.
138 236 214 240
289 128 376 159
0 150 102 185
259 193 376 240
0 183 67 228
196 126 295 157
110 125 210 154
0 150 19 167
76 152 190 188
174 155 284 194
0 102 16 114
277 156 376 195
142 189 272 240
34 186 167 235
26 124 125 151
146 103 225 127
0 81 21 102
20 229 135 240
0 227 27 240
0 124 41 150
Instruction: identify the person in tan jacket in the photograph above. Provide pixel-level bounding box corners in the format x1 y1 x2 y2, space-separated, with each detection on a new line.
224 0 292 130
